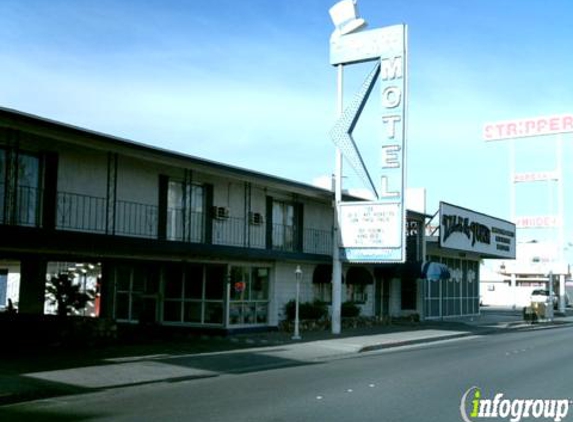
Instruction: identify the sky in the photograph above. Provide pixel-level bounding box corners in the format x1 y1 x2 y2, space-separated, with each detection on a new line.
1 0 573 259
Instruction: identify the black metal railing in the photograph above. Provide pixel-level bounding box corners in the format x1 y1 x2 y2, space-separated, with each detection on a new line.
271 223 297 252
4 187 333 257
57 191 106 233
303 227 333 255
116 200 158 238
212 216 265 249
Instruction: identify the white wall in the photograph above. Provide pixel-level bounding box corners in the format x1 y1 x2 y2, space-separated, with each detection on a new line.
116 156 168 205
480 281 539 308
272 262 315 325
58 145 107 197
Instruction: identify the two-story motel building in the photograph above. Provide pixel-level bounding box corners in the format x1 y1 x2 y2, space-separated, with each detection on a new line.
0 107 491 332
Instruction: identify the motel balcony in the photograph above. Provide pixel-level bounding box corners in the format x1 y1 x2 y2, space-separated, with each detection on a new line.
0 186 333 257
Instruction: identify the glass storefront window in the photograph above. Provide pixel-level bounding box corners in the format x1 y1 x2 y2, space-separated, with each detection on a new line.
160 263 224 325
229 265 269 326
252 268 269 300
204 302 223 324
163 300 182 322
184 265 203 299
164 264 183 299
205 266 225 300
184 301 202 323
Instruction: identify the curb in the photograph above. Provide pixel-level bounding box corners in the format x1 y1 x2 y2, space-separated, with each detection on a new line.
358 332 475 353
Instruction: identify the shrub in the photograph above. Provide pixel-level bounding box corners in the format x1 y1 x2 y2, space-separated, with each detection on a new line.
341 301 361 318
284 299 328 321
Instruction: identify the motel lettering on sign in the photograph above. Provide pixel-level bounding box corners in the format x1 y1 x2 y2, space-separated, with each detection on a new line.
380 54 405 199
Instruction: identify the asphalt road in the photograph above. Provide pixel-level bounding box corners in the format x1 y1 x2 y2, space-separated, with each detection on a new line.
3 325 573 422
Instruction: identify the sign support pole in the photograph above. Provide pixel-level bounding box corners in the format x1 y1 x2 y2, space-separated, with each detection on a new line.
332 64 344 335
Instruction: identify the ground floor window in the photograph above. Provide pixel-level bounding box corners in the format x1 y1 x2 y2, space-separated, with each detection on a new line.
424 256 480 318
401 276 417 310
112 262 271 327
114 264 160 323
314 283 332 303
346 267 372 304
43 262 101 317
312 264 332 303
229 266 269 325
163 264 225 325
346 283 367 303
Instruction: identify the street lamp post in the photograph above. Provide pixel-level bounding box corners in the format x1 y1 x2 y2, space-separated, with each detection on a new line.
292 265 303 340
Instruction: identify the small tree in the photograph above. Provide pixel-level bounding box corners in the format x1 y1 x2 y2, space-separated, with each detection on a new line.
46 273 94 317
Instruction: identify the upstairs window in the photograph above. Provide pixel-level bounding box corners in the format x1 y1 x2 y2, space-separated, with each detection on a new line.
272 200 295 251
0 148 41 227
166 180 205 242
267 198 303 252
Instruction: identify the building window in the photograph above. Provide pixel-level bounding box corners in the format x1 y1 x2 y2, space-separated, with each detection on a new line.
346 267 372 304
0 149 41 227
229 266 269 325
346 283 367 303
163 264 225 325
314 283 332 303
166 181 205 242
401 276 417 310
268 199 303 252
167 181 184 241
114 264 160 323
272 200 295 251
312 265 333 303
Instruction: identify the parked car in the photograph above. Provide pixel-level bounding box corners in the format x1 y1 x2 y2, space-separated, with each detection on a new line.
530 289 558 309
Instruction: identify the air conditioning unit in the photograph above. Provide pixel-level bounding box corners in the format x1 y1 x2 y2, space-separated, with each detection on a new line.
212 206 230 220
249 212 264 225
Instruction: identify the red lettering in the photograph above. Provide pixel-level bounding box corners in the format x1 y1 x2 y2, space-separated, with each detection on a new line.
563 115 573 131
525 119 536 135
536 118 548 133
550 117 560 131
483 124 494 140
507 123 517 136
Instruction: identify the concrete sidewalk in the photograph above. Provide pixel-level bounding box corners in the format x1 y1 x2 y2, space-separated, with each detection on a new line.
1 310 572 407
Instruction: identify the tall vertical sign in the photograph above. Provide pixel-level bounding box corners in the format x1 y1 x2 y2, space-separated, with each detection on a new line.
378 25 407 262
483 114 570 311
331 24 408 263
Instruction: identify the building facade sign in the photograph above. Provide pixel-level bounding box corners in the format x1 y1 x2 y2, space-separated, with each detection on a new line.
513 171 558 183
484 114 573 141
515 215 561 229
339 202 402 262
333 23 407 264
376 23 407 263
330 25 406 66
439 202 516 259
